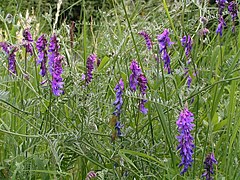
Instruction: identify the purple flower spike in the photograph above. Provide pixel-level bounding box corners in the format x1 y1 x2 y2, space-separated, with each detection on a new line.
86 54 97 84
115 121 123 137
52 55 64 96
176 107 195 175
228 2 238 32
216 16 226 36
202 153 218 180
22 28 33 55
48 34 60 74
187 76 192 88
113 79 124 117
36 34 48 77
48 34 64 96
181 35 193 58
129 60 142 91
138 74 148 114
138 31 152 50
0 42 18 75
157 29 174 74
129 60 148 114
216 0 227 16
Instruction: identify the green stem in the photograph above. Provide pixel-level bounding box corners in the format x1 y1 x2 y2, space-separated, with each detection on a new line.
121 0 144 72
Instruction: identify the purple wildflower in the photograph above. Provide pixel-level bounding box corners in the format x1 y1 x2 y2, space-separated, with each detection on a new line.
202 153 218 180
0 42 9 53
157 29 174 74
138 74 147 95
115 121 123 137
81 73 86 80
51 55 64 96
86 54 97 84
216 0 227 16
86 171 97 180
187 76 192 88
48 34 60 74
181 35 193 58
138 74 148 114
228 1 238 32
176 107 195 175
216 16 226 36
139 99 148 114
129 60 148 114
113 79 124 117
0 42 18 75
129 60 142 91
138 31 153 50
199 28 210 36
48 34 64 96
22 28 33 55
36 34 48 77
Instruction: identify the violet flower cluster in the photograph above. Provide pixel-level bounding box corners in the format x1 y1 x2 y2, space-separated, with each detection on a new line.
0 42 18 75
181 35 193 88
48 34 64 96
202 153 218 180
113 79 124 117
157 29 174 74
181 35 193 58
216 0 227 16
36 34 48 77
86 54 97 84
176 107 195 175
216 16 226 36
22 28 33 55
138 31 152 50
228 1 238 32
216 0 227 36
129 60 148 114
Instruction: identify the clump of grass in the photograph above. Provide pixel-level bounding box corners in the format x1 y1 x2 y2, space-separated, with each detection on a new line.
0 0 239 179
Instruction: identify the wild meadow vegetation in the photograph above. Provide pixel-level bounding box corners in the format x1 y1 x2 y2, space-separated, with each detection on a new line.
0 0 239 179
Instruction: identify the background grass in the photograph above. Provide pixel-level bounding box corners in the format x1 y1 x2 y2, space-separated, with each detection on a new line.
0 0 240 179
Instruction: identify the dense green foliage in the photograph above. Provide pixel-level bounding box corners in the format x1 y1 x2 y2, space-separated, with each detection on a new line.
0 0 240 179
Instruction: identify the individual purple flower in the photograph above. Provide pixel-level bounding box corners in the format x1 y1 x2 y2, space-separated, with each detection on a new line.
216 0 227 16
202 153 218 180
81 73 86 80
51 55 64 96
199 28 210 36
86 171 97 180
176 107 195 175
157 29 174 74
113 79 124 117
216 16 226 36
181 35 193 58
22 28 33 55
139 99 148 114
48 34 60 74
36 34 48 77
138 31 153 50
228 1 238 32
0 42 18 75
86 54 97 84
